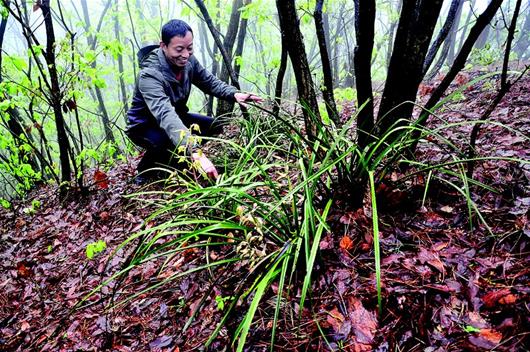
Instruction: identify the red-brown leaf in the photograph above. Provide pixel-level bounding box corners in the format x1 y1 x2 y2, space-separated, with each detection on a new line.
93 170 109 189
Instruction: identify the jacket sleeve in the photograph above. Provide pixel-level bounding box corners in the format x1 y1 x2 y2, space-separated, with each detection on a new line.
138 69 192 148
191 58 238 102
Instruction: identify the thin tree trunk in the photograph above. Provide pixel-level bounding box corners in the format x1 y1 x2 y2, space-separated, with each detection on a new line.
41 0 73 186
314 0 339 125
513 0 530 59
386 0 402 69
426 0 465 80
457 0 476 53
467 0 523 178
114 0 129 122
423 0 464 76
194 0 240 88
80 0 116 144
411 0 504 151
273 30 289 118
276 0 320 139
377 0 444 138
216 0 244 118
353 0 375 150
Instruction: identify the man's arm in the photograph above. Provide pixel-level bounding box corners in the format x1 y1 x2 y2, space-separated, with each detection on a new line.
138 69 192 148
190 57 238 101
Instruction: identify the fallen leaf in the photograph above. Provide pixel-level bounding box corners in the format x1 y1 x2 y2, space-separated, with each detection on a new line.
339 235 354 251
149 335 173 349
348 297 377 345
482 289 512 308
417 247 445 274
20 321 30 331
93 170 109 189
440 205 453 213
469 328 502 349
16 261 33 278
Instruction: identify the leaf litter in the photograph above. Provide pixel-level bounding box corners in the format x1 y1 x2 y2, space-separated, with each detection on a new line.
0 73 529 351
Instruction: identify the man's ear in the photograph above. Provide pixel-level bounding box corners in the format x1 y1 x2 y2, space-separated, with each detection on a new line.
159 41 165 48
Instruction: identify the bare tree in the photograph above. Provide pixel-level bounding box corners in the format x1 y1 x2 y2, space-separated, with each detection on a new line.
276 0 320 139
314 0 339 125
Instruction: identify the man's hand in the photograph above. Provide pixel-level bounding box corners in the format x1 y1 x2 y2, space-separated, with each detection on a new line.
234 92 264 108
192 151 219 180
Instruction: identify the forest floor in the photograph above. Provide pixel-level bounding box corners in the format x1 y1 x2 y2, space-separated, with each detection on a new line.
1 71 529 351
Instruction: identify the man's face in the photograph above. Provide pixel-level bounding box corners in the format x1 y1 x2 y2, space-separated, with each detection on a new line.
161 31 194 68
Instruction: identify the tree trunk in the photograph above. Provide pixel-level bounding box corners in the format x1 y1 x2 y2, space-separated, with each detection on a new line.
273 27 289 118
276 0 320 139
199 18 220 117
513 1 530 59
234 1 250 80
411 0 504 148
377 0 444 138
467 0 523 178
41 0 73 186
457 0 476 53
114 0 129 123
386 0 402 70
474 23 491 49
423 0 464 76
80 0 116 144
353 0 376 151
216 0 244 118
194 0 240 89
314 0 339 125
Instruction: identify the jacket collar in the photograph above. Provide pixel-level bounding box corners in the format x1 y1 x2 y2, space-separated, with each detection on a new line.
157 49 191 86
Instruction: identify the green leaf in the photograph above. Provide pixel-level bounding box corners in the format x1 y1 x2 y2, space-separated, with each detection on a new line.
463 325 481 333
84 50 96 63
86 240 107 260
93 78 107 88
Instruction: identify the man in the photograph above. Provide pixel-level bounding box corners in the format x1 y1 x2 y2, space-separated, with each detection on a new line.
126 19 263 183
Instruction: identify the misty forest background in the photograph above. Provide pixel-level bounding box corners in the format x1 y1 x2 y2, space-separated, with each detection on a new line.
0 0 529 351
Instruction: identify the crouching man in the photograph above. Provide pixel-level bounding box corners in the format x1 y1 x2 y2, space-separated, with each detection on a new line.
126 19 263 183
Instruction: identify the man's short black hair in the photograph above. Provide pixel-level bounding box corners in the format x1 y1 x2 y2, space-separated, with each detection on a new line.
161 19 193 44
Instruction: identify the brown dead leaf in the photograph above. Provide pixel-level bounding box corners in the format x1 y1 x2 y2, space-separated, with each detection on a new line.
417 247 445 274
339 235 354 251
326 307 345 333
16 261 32 278
469 328 502 349
498 294 517 305
482 288 512 308
93 170 109 189
348 297 377 345
20 321 30 332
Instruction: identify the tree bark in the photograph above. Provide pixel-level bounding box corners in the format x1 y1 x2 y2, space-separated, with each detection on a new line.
377 0 444 138
114 0 129 122
314 0 339 125
411 0 504 149
353 0 376 151
80 0 116 144
426 0 465 80
41 0 73 186
273 29 289 118
467 0 523 178
194 0 240 89
423 0 464 76
385 0 402 70
216 0 244 118
276 0 320 139
513 1 530 59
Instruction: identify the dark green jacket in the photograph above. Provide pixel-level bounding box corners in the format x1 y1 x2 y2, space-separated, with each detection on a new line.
127 48 237 146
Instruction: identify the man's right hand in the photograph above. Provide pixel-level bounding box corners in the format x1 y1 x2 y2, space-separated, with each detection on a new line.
192 151 219 180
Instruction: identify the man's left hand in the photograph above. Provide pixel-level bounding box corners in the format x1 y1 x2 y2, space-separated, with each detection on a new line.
234 92 264 108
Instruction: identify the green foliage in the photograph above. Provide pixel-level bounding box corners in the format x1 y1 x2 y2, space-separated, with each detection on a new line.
0 198 11 209
470 44 500 67
86 240 107 260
